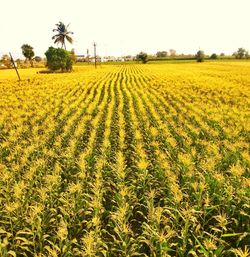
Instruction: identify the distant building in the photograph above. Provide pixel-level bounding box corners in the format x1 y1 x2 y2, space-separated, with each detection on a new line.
76 55 86 62
116 57 125 62
102 56 117 62
89 56 102 62
124 55 134 61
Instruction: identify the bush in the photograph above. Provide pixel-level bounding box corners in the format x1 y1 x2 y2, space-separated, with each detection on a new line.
21 44 35 67
34 56 42 62
196 50 205 62
235 48 247 59
1 54 12 68
45 47 73 72
210 53 218 59
136 52 148 64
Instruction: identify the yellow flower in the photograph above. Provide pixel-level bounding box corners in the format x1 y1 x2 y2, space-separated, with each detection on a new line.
134 130 142 140
57 218 68 241
203 238 217 251
150 126 158 137
234 246 250 257
137 159 148 170
5 201 20 213
214 212 229 231
230 162 245 177
81 232 96 256
68 182 82 194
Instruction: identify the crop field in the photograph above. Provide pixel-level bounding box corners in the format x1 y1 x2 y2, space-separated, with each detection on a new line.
0 62 249 256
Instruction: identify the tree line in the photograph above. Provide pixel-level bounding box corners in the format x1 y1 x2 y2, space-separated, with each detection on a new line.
1 21 249 69
0 22 75 72
136 48 249 63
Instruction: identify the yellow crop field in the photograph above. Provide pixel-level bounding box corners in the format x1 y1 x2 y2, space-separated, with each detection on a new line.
0 62 249 256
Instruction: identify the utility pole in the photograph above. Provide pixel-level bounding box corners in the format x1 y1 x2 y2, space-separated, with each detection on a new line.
87 49 89 65
93 42 97 68
9 52 21 81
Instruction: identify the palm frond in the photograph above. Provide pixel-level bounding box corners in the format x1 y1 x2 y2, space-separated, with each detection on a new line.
52 21 73 49
65 35 73 44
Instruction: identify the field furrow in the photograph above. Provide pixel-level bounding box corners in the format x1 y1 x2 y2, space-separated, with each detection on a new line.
0 63 249 256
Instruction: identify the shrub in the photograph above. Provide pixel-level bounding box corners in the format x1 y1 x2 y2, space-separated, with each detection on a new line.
21 44 35 67
1 54 12 68
136 52 148 64
45 47 73 72
196 50 205 62
34 56 42 62
210 53 218 59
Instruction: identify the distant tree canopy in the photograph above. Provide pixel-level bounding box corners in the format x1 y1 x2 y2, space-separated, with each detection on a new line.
1 54 12 68
235 48 248 59
70 49 77 63
52 22 73 50
136 52 148 64
45 47 73 72
21 44 35 67
196 50 205 62
210 53 218 59
156 51 168 57
34 56 42 62
169 49 176 57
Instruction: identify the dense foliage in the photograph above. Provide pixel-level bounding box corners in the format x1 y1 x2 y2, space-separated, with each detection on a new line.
234 48 249 59
45 47 73 72
136 52 148 63
21 44 35 67
196 50 205 62
0 63 249 256
0 54 12 68
210 53 218 59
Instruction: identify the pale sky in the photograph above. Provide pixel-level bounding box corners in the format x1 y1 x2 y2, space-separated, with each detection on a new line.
1 0 250 58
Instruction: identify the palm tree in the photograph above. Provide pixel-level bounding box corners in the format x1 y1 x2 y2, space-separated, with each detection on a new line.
52 22 73 50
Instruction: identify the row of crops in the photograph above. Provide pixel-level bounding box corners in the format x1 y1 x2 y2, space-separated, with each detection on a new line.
0 63 249 256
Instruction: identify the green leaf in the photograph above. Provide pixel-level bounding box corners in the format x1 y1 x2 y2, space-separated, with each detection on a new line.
214 246 224 256
15 236 33 245
7 250 16 257
193 235 209 257
16 230 33 236
0 228 8 234
221 232 243 237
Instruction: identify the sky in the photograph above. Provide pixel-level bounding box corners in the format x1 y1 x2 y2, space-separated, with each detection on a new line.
1 0 250 59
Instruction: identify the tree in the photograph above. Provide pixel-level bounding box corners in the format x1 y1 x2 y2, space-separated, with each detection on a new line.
70 49 77 63
156 51 168 57
210 53 218 59
169 49 176 57
45 47 73 72
1 54 12 68
21 44 35 67
246 51 249 59
196 50 205 62
52 22 73 50
235 48 247 59
136 52 148 64
34 56 42 62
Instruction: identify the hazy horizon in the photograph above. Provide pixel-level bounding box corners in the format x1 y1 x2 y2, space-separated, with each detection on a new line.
1 0 250 59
